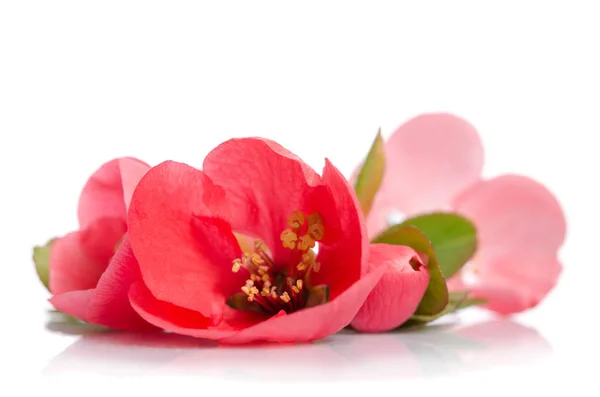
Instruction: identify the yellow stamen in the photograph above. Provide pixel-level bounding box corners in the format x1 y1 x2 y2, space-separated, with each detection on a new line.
302 252 313 264
308 223 325 241
241 286 251 295
254 239 265 251
280 229 298 249
296 279 303 290
257 265 269 276
288 211 305 229
297 262 307 271
297 234 315 251
308 213 322 226
250 286 259 295
232 259 242 273
245 279 254 288
251 253 265 266
247 295 255 302
250 274 260 282
263 280 272 289
292 286 300 294
262 273 270 282
280 292 291 303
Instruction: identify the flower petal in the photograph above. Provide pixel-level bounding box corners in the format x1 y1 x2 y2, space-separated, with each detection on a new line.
219 264 387 344
368 113 484 236
119 157 151 212
453 174 566 263
49 217 126 295
78 157 149 229
312 159 369 299
50 237 156 331
202 138 322 261
128 281 262 339
128 161 245 318
350 244 430 332
466 256 562 314
452 174 566 314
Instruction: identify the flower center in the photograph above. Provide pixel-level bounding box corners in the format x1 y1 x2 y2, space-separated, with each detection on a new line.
227 210 328 315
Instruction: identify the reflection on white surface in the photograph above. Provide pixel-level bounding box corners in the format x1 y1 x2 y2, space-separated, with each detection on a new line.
43 316 552 380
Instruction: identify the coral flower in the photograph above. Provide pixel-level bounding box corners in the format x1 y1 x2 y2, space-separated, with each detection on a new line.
47 157 155 331
127 138 394 343
362 113 566 314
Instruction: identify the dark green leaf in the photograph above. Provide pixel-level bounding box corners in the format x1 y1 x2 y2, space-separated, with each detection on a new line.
390 212 477 279
33 238 56 291
373 225 448 316
353 130 385 217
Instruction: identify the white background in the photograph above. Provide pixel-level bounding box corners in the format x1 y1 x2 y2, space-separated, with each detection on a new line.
0 1 598 395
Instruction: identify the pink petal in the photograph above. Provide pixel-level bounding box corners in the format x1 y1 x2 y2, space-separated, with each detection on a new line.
49 218 126 295
119 157 151 212
220 264 387 344
128 161 246 318
452 174 566 313
350 244 430 332
50 237 156 331
311 159 369 299
453 174 566 263
368 113 484 236
78 157 150 229
202 137 322 262
468 256 562 315
128 281 261 339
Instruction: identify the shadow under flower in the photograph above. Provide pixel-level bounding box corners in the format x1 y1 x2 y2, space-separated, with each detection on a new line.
43 312 553 380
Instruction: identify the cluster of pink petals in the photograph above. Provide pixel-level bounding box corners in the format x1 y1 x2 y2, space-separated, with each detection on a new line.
49 158 155 331
47 138 429 342
42 116 565 343
365 113 566 315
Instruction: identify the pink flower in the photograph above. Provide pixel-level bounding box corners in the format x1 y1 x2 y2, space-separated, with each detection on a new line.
48 158 156 331
362 113 566 314
126 138 407 343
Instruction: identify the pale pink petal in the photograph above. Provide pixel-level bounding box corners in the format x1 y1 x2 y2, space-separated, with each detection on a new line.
445 274 466 292
452 174 566 264
467 256 562 314
452 174 566 314
367 113 484 236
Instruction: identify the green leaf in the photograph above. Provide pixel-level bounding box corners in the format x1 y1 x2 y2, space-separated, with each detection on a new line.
33 238 56 291
402 291 486 328
372 225 448 316
353 130 385 217
391 212 477 279
305 284 329 309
